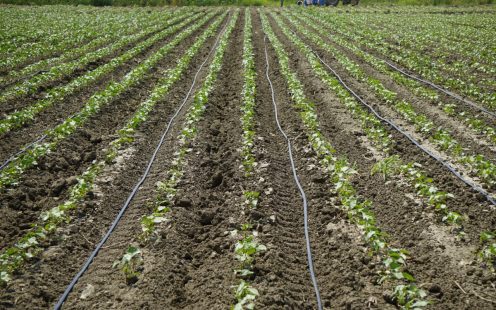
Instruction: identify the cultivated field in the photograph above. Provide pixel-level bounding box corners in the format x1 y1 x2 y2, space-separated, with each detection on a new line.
0 5 496 309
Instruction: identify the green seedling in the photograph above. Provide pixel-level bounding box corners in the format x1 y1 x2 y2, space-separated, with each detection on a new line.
232 280 259 310
371 155 401 181
113 246 143 284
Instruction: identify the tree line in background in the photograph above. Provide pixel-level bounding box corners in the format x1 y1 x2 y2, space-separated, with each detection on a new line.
0 0 493 7
0 0 277 5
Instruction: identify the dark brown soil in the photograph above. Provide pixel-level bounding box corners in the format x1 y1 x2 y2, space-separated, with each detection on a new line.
0 12 221 266
0 12 206 166
253 12 392 309
0 12 231 309
270 12 496 310
1 7 495 310
64 11 245 309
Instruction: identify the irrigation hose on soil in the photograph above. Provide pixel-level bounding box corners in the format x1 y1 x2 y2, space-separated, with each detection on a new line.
383 60 496 119
0 108 83 171
263 35 323 310
311 50 496 206
0 134 47 170
53 13 233 310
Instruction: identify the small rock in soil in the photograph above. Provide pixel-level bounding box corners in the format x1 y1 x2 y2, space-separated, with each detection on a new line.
80 284 95 300
249 210 264 221
66 176 78 186
312 173 326 184
383 290 395 305
210 120 221 136
429 284 442 294
90 135 102 144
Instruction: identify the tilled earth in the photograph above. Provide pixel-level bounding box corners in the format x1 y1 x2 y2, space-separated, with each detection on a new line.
1 7 496 310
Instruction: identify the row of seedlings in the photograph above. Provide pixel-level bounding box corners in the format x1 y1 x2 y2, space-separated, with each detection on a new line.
0 11 219 190
342 11 495 86
0 10 196 105
317 11 496 110
0 7 148 71
113 11 240 285
354 12 495 76
0 11 197 134
276 12 462 228
297 11 496 273
0 11 228 286
297 11 496 147
0 11 199 135
287 12 496 192
0 8 187 89
231 10 266 309
261 11 428 309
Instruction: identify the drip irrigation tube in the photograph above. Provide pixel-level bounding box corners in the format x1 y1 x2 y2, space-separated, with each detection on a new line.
383 60 496 119
0 70 48 89
263 36 323 310
0 134 47 170
53 14 232 310
312 51 496 206
0 109 81 172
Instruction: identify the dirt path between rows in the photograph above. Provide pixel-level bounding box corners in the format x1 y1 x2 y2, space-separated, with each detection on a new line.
0 13 221 253
0 13 228 309
270 12 496 310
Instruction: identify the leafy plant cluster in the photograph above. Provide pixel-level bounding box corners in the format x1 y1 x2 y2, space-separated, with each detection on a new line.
301 13 496 147
292 11 496 190
231 12 265 310
240 10 257 177
140 11 239 240
232 279 260 310
112 246 143 284
364 13 496 81
372 156 461 225
262 11 428 310
0 11 198 135
232 230 266 310
0 9 165 86
320 11 495 110
479 231 496 271
0 6 141 72
0 12 215 190
283 12 461 228
0 12 224 287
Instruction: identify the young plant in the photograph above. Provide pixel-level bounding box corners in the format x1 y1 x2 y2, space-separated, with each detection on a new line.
371 155 402 181
480 231 496 270
235 235 266 267
112 246 143 284
232 280 259 310
243 191 260 209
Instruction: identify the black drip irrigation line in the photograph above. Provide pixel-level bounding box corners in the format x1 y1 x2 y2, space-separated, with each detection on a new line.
311 50 496 206
0 109 81 172
263 36 323 310
383 60 496 119
0 69 48 89
53 13 232 310
0 134 47 170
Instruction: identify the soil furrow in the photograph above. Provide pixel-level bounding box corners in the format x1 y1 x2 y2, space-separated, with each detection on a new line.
0 13 202 166
0 14 219 252
58 11 243 309
268 12 496 310
0 12 229 309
